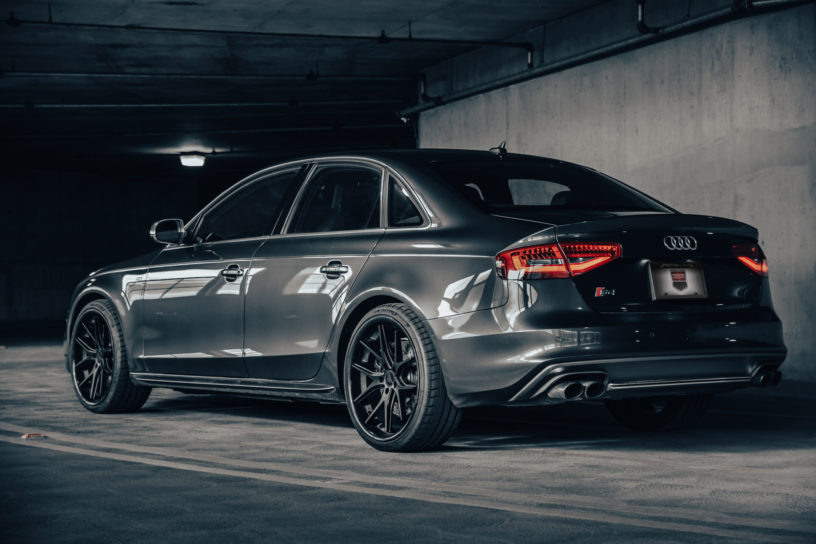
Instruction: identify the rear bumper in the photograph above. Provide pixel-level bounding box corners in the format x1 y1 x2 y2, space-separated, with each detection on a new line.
427 307 787 408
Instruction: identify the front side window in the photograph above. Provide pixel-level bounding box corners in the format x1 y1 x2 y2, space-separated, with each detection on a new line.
289 164 382 233
195 168 301 242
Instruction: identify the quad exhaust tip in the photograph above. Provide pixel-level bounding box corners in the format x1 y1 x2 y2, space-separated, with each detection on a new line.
582 380 606 399
546 376 608 401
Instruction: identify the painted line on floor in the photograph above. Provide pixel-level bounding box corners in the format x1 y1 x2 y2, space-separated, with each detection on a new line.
1 420 813 534
0 430 811 542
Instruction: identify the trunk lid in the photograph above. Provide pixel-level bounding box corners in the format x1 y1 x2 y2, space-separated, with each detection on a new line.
513 213 764 312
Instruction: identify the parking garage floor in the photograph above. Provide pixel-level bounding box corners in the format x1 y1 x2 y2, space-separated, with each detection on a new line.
1 342 814 543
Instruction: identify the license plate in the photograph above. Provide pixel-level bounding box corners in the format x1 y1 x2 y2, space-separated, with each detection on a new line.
649 262 708 300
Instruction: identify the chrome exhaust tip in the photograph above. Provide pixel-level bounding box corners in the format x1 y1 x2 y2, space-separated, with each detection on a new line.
581 381 606 399
753 366 780 387
548 381 584 401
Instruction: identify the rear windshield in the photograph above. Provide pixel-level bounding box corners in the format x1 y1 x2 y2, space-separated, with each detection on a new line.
425 157 671 213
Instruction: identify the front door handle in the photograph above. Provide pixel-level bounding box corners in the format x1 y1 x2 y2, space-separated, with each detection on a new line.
319 260 349 278
220 264 244 282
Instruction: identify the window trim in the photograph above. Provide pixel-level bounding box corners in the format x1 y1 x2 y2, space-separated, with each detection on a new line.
280 159 386 235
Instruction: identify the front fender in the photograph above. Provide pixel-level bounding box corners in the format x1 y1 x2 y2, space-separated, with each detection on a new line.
64 268 148 372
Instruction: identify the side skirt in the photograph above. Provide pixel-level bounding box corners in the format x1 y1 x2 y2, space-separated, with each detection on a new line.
130 372 343 404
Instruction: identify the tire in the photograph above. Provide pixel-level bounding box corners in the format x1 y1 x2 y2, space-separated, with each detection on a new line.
69 299 151 413
343 303 462 451
604 395 711 432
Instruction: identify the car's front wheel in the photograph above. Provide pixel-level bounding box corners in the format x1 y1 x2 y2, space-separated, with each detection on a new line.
69 299 151 413
344 304 461 451
604 395 711 431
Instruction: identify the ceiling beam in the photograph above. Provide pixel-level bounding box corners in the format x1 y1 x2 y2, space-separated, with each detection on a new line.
0 99 405 109
0 123 409 139
1 70 414 82
5 14 534 55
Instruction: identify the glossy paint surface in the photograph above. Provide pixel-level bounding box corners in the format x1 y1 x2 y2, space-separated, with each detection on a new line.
244 230 385 380
64 150 787 407
140 239 263 377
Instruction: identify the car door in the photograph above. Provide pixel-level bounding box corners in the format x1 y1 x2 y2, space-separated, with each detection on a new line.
243 161 385 380
138 166 304 377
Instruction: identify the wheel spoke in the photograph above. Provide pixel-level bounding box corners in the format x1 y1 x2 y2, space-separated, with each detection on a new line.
392 389 403 421
359 340 383 364
377 324 394 369
74 357 95 369
382 390 393 433
351 362 382 379
364 392 387 426
353 383 383 405
394 354 415 371
88 367 99 399
77 369 94 387
80 322 98 350
75 336 96 354
93 316 105 350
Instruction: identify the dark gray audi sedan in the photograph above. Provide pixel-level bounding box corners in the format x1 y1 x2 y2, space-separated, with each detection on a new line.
65 149 786 451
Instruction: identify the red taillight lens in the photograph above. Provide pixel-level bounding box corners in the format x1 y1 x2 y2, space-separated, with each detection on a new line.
496 242 621 280
561 243 622 275
732 243 768 276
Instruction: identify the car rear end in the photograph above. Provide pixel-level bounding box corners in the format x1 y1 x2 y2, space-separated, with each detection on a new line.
416 153 786 408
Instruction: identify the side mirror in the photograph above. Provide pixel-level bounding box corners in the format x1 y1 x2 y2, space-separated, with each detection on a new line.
150 218 185 245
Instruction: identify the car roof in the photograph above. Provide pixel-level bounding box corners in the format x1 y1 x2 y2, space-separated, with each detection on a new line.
293 148 562 166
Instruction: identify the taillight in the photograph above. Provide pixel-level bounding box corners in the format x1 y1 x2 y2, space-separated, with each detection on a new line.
496 242 621 280
732 243 768 276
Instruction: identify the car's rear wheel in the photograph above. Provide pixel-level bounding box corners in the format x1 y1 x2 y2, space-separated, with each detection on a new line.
604 395 711 431
344 303 461 451
70 299 151 413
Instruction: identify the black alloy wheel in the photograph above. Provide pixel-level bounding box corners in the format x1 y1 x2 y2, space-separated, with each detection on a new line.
70 299 151 413
72 309 114 405
344 304 461 451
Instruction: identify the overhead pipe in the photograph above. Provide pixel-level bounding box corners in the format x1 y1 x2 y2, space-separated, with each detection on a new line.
0 123 411 141
400 0 810 117
5 13 534 68
1 70 413 82
0 99 404 109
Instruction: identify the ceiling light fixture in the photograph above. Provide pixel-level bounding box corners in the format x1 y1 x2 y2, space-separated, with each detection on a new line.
179 153 206 167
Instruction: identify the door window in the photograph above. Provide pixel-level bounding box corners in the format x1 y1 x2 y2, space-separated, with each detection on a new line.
195 168 301 242
289 164 382 233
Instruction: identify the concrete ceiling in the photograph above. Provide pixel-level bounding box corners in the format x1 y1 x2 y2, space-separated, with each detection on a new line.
0 0 602 158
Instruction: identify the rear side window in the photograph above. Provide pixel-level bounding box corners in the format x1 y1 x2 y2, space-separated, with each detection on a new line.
426 158 669 212
389 177 423 227
195 168 301 242
289 164 382 233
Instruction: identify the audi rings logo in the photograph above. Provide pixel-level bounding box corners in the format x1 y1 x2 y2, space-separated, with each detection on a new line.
663 235 698 251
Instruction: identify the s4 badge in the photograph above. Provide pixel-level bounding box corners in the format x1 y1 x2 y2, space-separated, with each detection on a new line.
594 287 616 297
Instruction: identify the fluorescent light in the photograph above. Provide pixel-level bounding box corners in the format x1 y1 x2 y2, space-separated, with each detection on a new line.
179 153 205 167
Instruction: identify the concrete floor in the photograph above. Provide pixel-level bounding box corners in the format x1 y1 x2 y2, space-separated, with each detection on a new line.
1 343 814 543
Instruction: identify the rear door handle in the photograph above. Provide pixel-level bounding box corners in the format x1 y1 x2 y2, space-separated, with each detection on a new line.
320 260 349 278
220 264 244 282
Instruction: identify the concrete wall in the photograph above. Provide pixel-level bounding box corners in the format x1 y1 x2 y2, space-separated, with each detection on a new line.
418 5 816 380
